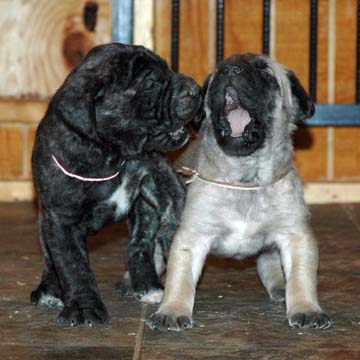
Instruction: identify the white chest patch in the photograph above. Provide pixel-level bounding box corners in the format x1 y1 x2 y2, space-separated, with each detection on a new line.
210 206 267 258
108 179 129 219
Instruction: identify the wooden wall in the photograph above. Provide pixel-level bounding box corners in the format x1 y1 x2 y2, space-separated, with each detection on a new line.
0 0 112 200
0 0 359 201
154 0 360 183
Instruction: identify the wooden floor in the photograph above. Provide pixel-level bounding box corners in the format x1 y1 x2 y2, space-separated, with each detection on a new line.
1 202 360 360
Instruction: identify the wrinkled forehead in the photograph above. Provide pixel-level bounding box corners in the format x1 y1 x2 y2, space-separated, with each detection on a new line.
218 53 288 75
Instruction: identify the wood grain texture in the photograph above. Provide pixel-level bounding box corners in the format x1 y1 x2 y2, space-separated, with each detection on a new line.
27 126 37 179
0 181 35 201
294 128 328 181
154 0 172 64
0 126 24 179
224 0 263 57
0 0 112 100
1 202 360 358
333 0 359 179
317 0 329 104
154 0 210 85
0 100 48 123
275 0 310 87
334 0 357 104
275 0 327 181
178 0 210 84
334 128 360 179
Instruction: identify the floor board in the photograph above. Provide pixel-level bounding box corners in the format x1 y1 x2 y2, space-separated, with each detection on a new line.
0 202 359 359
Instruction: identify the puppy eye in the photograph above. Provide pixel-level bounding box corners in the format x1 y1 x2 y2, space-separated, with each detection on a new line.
260 68 272 80
144 78 155 90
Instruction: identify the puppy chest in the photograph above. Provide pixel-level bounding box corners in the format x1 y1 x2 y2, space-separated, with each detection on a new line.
211 218 266 258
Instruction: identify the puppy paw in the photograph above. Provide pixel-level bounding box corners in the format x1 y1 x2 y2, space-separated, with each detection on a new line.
31 287 63 308
147 312 194 332
135 288 163 304
115 280 163 304
269 287 286 303
288 312 333 330
114 279 132 297
57 303 110 327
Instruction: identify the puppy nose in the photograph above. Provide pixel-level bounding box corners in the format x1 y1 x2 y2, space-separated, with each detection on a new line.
224 65 243 76
189 85 201 98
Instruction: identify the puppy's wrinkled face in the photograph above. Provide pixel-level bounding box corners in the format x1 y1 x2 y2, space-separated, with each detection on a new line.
94 46 202 154
205 53 314 157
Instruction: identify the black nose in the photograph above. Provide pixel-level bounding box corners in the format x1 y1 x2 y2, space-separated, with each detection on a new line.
189 84 201 98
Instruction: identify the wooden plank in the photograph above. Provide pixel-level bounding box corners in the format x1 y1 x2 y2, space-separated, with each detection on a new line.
0 126 24 179
275 0 327 181
0 181 34 201
0 0 112 100
317 0 330 104
154 0 211 84
134 0 153 49
2 202 360 358
334 128 360 179
304 182 360 203
27 126 37 179
0 100 48 123
154 0 172 65
178 0 210 84
334 0 359 179
294 128 328 181
224 0 263 57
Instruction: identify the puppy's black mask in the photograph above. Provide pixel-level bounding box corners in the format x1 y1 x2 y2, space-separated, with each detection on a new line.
205 53 314 157
54 43 202 157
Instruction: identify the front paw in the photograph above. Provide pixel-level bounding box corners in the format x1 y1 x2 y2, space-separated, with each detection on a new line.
288 312 333 330
147 311 194 332
116 276 164 304
57 302 110 327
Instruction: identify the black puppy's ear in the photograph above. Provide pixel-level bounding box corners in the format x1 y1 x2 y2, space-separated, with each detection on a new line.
191 74 213 132
52 44 135 145
288 71 315 123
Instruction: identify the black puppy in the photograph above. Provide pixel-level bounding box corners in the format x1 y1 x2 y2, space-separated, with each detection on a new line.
31 43 201 327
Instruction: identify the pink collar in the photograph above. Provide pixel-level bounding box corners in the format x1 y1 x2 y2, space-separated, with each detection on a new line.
52 154 124 182
177 166 287 190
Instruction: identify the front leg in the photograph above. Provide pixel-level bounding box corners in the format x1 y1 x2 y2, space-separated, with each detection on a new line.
279 229 332 329
116 195 164 304
147 230 209 331
42 210 109 327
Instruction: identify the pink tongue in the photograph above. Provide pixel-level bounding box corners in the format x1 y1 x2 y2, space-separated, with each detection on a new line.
228 107 251 137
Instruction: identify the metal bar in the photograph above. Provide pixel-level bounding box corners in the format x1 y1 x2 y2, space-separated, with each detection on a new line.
171 0 180 72
112 0 134 43
263 0 271 55
310 0 318 102
356 0 360 103
216 0 225 63
305 105 360 126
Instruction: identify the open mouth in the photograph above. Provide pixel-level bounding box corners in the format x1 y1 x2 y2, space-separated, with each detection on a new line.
224 86 252 138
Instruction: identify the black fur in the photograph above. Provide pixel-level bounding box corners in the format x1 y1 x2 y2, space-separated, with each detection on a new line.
207 54 281 157
31 43 201 327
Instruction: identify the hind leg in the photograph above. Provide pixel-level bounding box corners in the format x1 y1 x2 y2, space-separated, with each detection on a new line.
257 249 286 303
31 215 63 308
35 210 109 327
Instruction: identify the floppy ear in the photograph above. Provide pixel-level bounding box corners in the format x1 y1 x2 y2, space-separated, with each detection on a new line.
51 44 135 145
288 71 315 123
191 74 213 132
